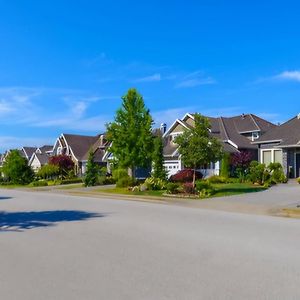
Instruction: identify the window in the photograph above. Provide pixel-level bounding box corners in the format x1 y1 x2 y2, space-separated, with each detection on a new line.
274 150 282 163
261 149 283 165
262 151 272 166
252 132 260 141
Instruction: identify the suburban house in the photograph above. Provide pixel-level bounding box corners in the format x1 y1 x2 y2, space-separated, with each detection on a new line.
29 145 53 172
52 133 109 176
163 113 276 177
21 147 37 161
253 114 300 178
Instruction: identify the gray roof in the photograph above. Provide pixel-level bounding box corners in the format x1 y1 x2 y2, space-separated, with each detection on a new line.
22 147 37 159
164 113 276 156
255 116 300 147
35 153 49 165
38 145 53 154
63 133 108 161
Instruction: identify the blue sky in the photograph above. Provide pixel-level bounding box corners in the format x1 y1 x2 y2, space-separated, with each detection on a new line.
0 1 300 151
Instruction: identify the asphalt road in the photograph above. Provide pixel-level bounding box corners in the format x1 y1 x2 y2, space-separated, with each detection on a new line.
1 189 300 300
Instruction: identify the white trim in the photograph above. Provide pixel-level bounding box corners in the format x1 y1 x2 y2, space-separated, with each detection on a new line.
252 139 282 145
162 119 189 138
226 139 238 149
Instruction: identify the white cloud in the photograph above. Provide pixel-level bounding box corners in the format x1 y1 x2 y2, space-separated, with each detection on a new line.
274 70 300 82
176 71 216 88
134 73 161 83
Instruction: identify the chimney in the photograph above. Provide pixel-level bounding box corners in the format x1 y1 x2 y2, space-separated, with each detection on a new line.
241 113 245 119
160 123 167 134
297 113 300 120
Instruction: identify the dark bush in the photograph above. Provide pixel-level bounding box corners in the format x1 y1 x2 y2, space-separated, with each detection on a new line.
166 182 180 194
170 169 203 183
60 178 83 185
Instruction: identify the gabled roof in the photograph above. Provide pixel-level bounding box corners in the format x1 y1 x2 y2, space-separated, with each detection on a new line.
254 115 300 147
29 152 49 166
163 113 276 155
60 133 108 162
37 145 53 154
22 147 37 160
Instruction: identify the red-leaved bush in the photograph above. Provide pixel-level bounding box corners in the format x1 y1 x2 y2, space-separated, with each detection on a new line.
183 182 196 194
170 169 203 183
49 155 74 172
231 151 252 169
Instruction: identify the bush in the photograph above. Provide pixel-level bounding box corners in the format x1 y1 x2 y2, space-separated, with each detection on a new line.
220 153 230 178
29 180 48 187
170 169 203 183
207 175 227 184
248 161 266 185
112 168 129 181
60 178 83 185
116 177 133 188
166 182 180 194
268 162 287 183
195 180 215 198
144 177 167 190
183 182 196 194
37 164 59 179
297 177 300 184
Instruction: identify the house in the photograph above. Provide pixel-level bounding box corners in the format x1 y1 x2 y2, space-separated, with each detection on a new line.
163 113 276 177
253 114 300 178
52 133 108 176
21 147 38 161
28 145 53 172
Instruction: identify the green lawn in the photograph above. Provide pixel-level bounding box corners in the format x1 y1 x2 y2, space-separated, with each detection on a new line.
96 182 266 199
211 183 267 197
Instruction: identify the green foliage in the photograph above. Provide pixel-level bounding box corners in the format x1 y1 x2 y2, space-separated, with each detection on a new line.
166 182 180 194
195 180 215 198
106 88 154 178
37 164 59 179
297 177 300 184
60 178 83 185
268 162 287 183
175 114 223 185
84 150 100 187
207 175 227 184
144 177 167 190
220 153 230 178
116 177 133 188
248 161 266 185
29 180 48 187
112 168 129 181
152 136 168 180
1 150 34 184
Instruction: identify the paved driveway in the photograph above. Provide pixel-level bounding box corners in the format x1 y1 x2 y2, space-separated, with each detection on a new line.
1 189 300 299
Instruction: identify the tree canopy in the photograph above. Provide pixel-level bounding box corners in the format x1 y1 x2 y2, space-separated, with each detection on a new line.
1 150 34 184
175 113 223 185
106 88 154 178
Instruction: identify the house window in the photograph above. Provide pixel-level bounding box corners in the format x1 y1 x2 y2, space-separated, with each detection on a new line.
252 132 260 141
274 150 283 163
261 149 283 165
262 150 272 166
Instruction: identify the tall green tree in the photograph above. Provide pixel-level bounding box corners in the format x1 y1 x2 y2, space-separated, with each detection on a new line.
175 114 223 186
106 88 153 179
2 150 34 184
152 136 167 180
84 150 99 187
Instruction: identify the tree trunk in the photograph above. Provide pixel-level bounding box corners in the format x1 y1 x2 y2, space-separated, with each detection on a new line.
193 166 196 188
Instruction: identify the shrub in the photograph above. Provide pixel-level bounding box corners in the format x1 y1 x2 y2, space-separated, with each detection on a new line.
37 164 60 179
297 177 300 184
207 175 227 184
60 178 83 185
116 177 134 188
195 180 215 198
170 169 203 183
248 161 266 185
268 162 287 183
183 182 196 194
29 180 48 187
220 153 231 178
112 168 129 181
144 177 167 190
166 182 180 194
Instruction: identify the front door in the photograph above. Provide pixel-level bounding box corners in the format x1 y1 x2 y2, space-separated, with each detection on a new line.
296 154 300 178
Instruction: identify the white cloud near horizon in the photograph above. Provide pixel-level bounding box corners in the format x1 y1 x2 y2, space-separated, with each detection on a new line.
176 71 216 88
274 70 300 82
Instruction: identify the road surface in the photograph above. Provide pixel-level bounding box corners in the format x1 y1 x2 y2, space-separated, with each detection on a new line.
0 189 300 299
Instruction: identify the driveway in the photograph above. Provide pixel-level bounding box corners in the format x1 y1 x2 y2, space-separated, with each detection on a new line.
1 189 300 299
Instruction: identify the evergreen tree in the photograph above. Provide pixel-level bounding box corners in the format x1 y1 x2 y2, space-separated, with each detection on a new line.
106 88 153 179
84 150 99 187
152 136 167 180
220 152 231 178
175 113 223 186
2 150 34 184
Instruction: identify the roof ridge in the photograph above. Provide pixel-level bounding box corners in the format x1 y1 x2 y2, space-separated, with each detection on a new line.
219 117 230 141
249 114 261 131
